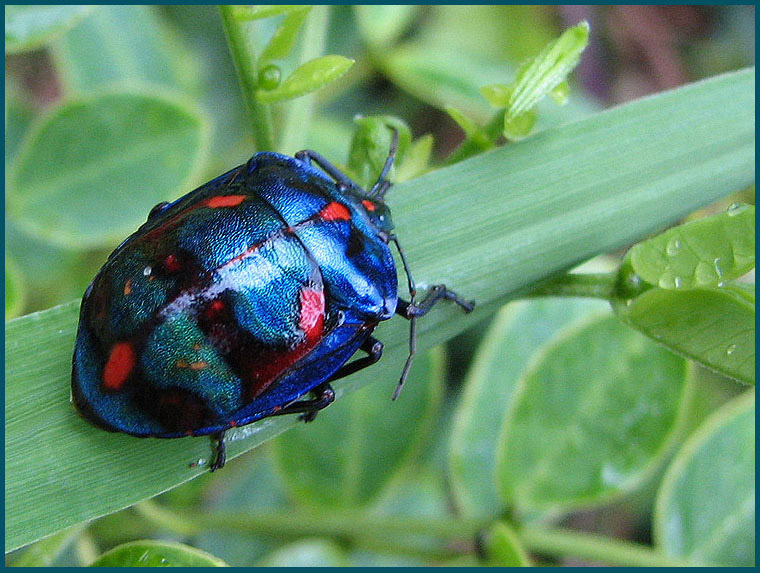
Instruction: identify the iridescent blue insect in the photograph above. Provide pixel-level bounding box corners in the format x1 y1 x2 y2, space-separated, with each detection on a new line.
72 132 474 470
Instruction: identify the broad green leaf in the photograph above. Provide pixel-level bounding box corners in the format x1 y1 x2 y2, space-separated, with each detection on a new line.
497 315 690 512
5 69 754 552
507 21 589 121
257 539 348 567
654 391 755 566
5 256 25 320
256 55 354 103
615 284 755 385
52 5 198 95
629 203 754 290
347 115 412 189
5 86 35 166
5 220 104 311
90 540 228 567
354 5 419 48
5 5 93 53
484 522 531 566
271 348 444 508
258 6 311 65
448 299 607 519
6 91 209 249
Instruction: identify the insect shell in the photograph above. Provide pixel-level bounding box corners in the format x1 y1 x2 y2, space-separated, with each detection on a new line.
71 133 474 470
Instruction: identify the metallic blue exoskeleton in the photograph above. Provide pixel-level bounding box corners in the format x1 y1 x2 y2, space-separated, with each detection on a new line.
72 133 474 470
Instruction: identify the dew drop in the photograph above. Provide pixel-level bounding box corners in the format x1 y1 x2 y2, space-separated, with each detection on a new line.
666 238 681 256
627 273 642 288
143 266 152 276
727 203 748 216
674 276 682 288
713 257 723 278
726 344 737 355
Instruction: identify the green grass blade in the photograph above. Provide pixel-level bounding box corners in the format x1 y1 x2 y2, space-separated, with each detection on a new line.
5 68 754 552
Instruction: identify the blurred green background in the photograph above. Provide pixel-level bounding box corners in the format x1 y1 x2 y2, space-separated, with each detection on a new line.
5 5 754 567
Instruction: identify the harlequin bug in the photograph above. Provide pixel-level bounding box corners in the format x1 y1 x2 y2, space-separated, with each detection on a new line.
72 130 474 470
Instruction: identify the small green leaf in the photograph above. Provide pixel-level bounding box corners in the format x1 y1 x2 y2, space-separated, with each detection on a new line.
503 108 538 140
654 391 754 566
257 539 348 567
550 80 570 105
629 203 754 290
271 348 444 508
484 522 531 566
497 315 690 513
256 55 354 103
507 21 589 121
382 44 509 121
614 284 755 385
444 106 492 150
354 5 419 48
480 84 511 108
5 256 26 320
258 6 311 65
90 540 228 567
395 134 434 182
6 91 208 249
347 115 411 190
5 5 94 53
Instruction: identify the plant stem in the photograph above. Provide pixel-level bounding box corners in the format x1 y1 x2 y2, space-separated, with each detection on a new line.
277 5 329 154
518 527 694 567
137 501 694 566
218 5 275 151
526 272 619 300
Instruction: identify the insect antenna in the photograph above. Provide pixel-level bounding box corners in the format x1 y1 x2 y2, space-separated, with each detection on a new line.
390 233 417 401
369 127 399 199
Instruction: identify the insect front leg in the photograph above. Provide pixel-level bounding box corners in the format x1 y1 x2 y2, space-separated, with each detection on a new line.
294 149 356 191
390 234 474 400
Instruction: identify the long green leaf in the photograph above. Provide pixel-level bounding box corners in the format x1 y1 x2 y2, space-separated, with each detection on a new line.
5 68 754 552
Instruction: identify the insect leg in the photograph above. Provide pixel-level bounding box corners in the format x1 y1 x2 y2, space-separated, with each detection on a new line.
209 431 226 472
390 231 475 401
270 382 336 423
294 149 356 190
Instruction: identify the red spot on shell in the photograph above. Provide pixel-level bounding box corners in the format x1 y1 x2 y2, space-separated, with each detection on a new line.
103 342 135 391
164 254 181 272
320 201 351 221
205 195 247 208
361 200 376 211
298 287 325 342
244 286 325 400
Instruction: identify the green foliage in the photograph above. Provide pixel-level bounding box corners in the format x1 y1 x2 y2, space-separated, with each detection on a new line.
654 392 755 566
614 205 755 385
90 540 228 567
7 91 208 248
4 6 754 568
5 5 94 53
